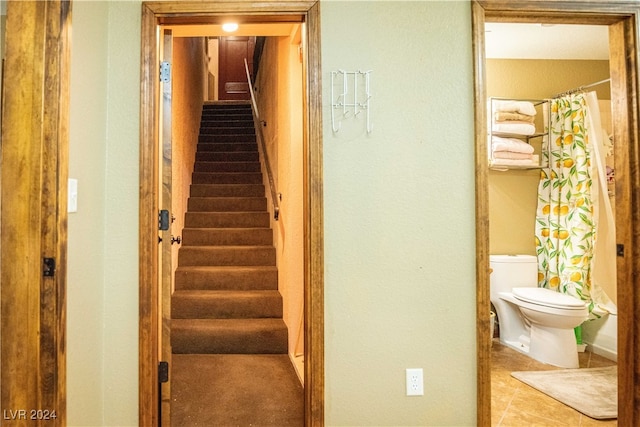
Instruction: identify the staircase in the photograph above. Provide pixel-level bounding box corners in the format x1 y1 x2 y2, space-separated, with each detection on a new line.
171 101 288 355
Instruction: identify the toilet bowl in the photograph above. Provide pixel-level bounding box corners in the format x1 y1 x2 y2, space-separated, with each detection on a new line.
490 255 589 368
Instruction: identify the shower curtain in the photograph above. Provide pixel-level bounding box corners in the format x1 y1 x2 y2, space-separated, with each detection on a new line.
534 91 615 318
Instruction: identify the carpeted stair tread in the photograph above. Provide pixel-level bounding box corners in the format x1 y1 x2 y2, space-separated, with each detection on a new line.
187 196 267 212
171 318 288 354
185 211 270 228
190 183 265 197
174 266 278 291
178 246 276 266
182 227 272 246
171 290 283 319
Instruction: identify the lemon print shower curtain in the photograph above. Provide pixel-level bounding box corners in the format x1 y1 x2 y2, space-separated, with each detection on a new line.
534 92 612 318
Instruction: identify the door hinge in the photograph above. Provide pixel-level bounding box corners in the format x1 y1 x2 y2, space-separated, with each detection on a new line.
43 257 56 277
158 361 169 383
617 243 625 257
160 61 171 83
158 209 170 231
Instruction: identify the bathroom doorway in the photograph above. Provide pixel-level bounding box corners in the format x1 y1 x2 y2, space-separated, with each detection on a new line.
472 1 640 426
485 22 618 423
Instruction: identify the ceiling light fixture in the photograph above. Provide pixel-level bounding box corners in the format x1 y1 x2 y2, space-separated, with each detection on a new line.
222 23 239 32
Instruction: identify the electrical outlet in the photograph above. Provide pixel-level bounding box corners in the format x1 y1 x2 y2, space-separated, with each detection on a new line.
406 368 424 396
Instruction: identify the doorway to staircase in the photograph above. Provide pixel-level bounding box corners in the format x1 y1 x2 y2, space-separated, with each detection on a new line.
170 102 303 425
139 2 324 426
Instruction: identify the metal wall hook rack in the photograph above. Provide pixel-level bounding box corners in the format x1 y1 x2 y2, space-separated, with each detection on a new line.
331 69 372 133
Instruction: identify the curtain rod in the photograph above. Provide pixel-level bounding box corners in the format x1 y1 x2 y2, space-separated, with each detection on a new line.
554 78 611 98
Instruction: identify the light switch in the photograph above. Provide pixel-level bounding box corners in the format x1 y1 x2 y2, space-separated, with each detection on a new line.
68 178 78 213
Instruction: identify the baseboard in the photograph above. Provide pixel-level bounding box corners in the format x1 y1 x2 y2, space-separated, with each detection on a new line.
290 352 304 385
582 313 617 362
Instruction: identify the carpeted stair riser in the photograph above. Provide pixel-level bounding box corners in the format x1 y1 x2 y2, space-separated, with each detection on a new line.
190 183 265 197
194 161 261 173
174 266 278 291
198 142 257 152
182 228 272 246
172 102 287 356
198 134 256 143
200 127 255 136
171 318 288 354
196 151 259 162
188 197 267 212
178 246 275 267
200 119 254 128
202 111 252 117
185 212 270 228
172 290 283 319
192 172 263 185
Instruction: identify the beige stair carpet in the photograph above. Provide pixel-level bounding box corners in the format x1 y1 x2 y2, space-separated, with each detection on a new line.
170 102 302 425
171 354 303 426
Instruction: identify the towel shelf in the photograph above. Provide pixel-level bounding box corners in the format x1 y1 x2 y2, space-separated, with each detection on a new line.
488 97 550 171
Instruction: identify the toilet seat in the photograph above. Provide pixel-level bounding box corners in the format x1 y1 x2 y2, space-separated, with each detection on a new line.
512 287 587 310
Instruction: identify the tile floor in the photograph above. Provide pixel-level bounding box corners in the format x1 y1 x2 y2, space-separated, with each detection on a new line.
491 339 617 426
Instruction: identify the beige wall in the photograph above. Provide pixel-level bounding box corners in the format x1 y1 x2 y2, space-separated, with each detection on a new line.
254 33 305 363
67 2 109 425
170 37 206 276
68 2 141 425
322 2 476 425
66 1 477 425
487 59 610 256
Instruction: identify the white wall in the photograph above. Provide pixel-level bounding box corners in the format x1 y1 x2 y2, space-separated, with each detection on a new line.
322 2 476 425
66 1 477 425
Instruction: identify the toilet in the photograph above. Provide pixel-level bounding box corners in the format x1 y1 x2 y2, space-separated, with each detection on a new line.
490 254 589 368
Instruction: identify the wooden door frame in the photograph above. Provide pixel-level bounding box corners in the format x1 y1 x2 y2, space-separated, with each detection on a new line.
1 1 71 425
139 2 324 426
473 1 640 425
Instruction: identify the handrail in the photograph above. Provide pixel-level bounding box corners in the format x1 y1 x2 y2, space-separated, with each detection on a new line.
244 58 279 220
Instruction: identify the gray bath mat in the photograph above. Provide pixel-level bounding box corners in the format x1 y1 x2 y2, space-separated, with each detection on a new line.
511 366 617 419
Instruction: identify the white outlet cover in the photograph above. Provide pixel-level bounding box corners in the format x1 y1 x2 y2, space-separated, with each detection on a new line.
406 368 424 396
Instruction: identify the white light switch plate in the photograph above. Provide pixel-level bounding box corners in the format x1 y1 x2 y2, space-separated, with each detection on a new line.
68 178 78 213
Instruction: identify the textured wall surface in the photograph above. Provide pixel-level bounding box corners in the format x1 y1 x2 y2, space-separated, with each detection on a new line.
322 2 476 425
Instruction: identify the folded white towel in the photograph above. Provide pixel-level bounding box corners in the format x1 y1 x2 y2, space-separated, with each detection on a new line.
494 111 536 123
491 136 535 154
492 121 536 136
490 157 539 167
492 151 534 160
493 100 537 116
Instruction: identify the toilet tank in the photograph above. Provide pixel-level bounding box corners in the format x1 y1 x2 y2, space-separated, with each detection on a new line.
489 255 538 297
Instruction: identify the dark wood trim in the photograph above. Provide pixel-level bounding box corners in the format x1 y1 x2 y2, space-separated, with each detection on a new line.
139 2 324 426
473 2 640 426
303 4 325 425
609 13 640 424
471 3 491 426
1 1 71 425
